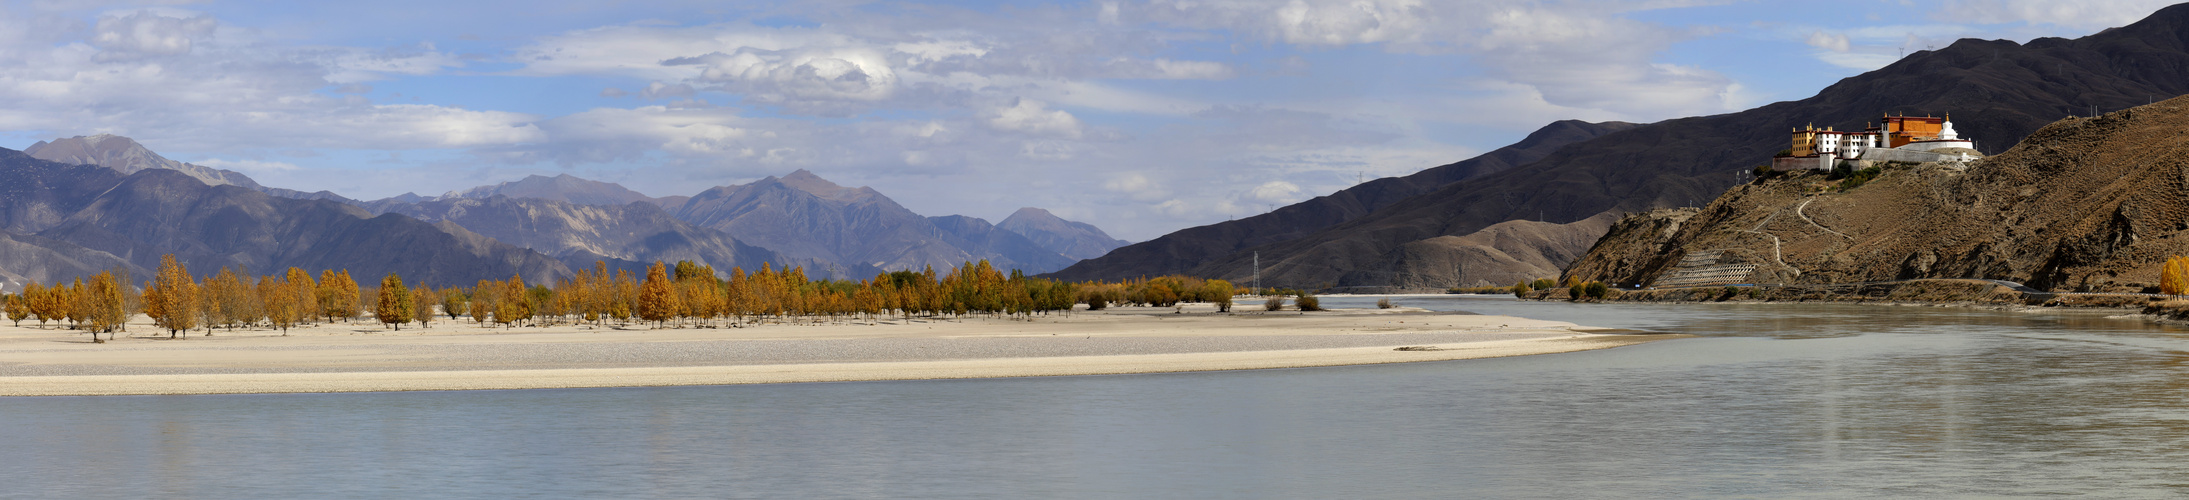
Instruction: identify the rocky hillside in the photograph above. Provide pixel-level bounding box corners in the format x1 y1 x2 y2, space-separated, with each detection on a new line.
1563 96 2189 293
1061 3 2189 289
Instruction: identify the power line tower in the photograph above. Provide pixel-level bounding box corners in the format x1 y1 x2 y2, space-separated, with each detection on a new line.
1252 252 1269 293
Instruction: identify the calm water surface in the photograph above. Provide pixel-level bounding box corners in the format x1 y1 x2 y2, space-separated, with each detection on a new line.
7 297 2189 498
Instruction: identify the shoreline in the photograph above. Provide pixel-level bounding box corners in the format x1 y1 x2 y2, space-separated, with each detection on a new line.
0 305 1676 396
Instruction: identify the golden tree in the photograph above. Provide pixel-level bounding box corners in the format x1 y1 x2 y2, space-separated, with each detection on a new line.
376 273 413 330
637 261 681 326
412 286 437 329
2 291 24 327
149 255 200 339
260 276 300 335
285 267 318 326
332 270 362 322
438 287 467 320
469 279 498 326
496 275 530 328
82 271 126 340
204 267 256 333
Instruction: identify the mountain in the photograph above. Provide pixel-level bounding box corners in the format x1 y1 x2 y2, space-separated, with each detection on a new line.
995 207 1129 260
25 134 360 204
670 170 1081 274
0 231 148 292
929 215 1079 274
0 148 566 289
1565 96 2189 293
1044 119 1634 283
1090 4 2189 289
439 173 656 207
371 195 843 280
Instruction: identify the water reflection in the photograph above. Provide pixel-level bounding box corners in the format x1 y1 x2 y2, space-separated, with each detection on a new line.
8 297 2189 497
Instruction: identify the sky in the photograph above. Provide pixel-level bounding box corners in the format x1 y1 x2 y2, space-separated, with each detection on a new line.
0 0 2174 240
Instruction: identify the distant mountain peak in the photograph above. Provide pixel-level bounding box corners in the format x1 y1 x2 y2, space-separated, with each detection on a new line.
23 133 267 190
772 169 882 204
440 173 654 207
997 206 1129 261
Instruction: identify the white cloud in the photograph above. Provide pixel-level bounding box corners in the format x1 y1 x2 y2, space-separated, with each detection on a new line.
89 9 214 61
1934 0 2176 29
193 158 300 173
1247 181 1301 203
1806 31 1849 52
984 98 1083 138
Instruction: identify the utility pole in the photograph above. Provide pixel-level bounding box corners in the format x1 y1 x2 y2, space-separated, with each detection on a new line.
1252 252 1261 295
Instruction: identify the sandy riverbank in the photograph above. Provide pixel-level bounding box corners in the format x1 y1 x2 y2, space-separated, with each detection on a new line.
0 304 1675 396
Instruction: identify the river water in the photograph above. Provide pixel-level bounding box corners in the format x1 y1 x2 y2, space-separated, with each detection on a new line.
6 296 2188 498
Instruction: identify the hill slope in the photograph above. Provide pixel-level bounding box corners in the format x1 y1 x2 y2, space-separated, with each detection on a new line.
1173 3 2189 289
1564 95 2189 293
1046 119 1633 282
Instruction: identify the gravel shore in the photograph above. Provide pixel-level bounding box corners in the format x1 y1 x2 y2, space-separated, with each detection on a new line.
0 305 1675 395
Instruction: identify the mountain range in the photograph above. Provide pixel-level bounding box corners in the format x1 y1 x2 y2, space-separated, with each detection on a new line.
0 148 567 290
1051 3 2189 290
8 135 1127 289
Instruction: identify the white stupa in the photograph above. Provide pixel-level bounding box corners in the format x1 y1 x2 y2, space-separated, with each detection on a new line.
1901 116 1975 152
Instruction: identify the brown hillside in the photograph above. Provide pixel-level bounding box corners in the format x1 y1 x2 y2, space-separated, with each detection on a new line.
1156 4 2189 290
1564 95 2189 293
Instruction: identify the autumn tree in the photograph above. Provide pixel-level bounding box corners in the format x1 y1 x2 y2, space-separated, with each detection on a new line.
3 291 25 327
496 275 530 328
469 279 498 326
408 286 434 329
2165 256 2189 296
438 287 467 320
376 273 413 330
148 255 200 339
637 261 681 326
260 276 301 335
285 267 318 326
204 267 255 333
82 272 126 341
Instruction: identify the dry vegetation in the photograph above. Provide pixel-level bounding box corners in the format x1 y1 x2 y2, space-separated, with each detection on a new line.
0 255 1277 340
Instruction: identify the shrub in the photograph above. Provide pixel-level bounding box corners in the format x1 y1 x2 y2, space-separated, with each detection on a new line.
1529 278 1556 290
1376 297 1394 309
1296 293 1322 311
1835 166 1883 191
1511 281 1531 298
1583 282 1609 299
1264 296 1284 311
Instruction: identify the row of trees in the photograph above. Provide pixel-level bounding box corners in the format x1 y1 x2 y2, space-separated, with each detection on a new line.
2 255 1263 338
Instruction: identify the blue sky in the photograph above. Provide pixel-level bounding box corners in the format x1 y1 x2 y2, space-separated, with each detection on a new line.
0 0 2172 240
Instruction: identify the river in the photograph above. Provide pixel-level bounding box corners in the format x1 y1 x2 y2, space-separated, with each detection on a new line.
5 296 2186 498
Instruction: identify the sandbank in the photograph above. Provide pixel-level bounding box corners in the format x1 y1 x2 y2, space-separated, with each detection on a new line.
0 304 1675 396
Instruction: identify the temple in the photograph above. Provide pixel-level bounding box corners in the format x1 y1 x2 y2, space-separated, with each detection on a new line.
1776 112 1977 170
